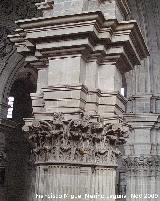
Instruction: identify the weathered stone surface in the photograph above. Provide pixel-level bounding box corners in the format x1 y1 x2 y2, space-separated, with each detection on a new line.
7 1 150 199
0 1 40 200
23 113 129 200
36 0 130 20
23 113 128 165
9 10 148 125
121 1 160 199
0 0 159 200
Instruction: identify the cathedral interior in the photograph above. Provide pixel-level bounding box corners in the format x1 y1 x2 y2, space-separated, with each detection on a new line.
0 0 160 201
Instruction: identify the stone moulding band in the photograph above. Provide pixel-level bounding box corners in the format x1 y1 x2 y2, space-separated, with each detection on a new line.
116 0 131 18
123 155 160 170
34 161 118 168
9 11 149 65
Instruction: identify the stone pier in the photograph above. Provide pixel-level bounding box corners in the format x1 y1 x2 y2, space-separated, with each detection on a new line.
8 0 149 200
122 1 160 200
123 113 160 200
23 113 129 200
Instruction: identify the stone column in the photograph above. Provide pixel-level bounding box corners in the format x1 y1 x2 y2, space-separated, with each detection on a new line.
8 0 149 200
124 156 160 201
118 1 160 199
23 113 129 200
123 114 160 200
122 1 160 198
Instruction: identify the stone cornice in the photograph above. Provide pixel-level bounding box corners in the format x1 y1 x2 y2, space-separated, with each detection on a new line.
124 113 159 128
14 11 105 29
42 84 89 94
100 90 128 105
116 0 131 19
113 20 149 60
9 11 149 73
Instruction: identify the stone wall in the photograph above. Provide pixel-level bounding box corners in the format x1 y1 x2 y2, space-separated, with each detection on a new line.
0 1 40 201
123 1 160 200
126 0 160 105
5 126 32 201
0 0 41 118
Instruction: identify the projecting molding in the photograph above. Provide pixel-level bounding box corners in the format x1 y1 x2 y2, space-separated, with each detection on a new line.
116 0 131 18
9 11 149 72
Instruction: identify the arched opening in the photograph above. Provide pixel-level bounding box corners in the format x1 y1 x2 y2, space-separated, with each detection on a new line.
4 67 37 201
7 71 36 122
8 78 34 122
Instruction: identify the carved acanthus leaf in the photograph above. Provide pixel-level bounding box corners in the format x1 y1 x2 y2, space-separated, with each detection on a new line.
23 113 129 166
123 155 160 171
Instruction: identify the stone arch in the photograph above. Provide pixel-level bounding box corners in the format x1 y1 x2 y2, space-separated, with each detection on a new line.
9 65 37 122
0 0 41 120
0 51 38 201
0 50 37 119
0 51 23 118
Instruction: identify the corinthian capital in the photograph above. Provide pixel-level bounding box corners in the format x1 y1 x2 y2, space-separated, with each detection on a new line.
23 113 129 166
123 155 160 171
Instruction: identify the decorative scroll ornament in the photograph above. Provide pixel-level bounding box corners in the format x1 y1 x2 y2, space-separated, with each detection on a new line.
23 113 129 166
123 155 160 171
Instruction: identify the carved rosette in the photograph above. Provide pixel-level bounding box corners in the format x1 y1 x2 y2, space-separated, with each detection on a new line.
123 156 160 173
23 113 129 166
